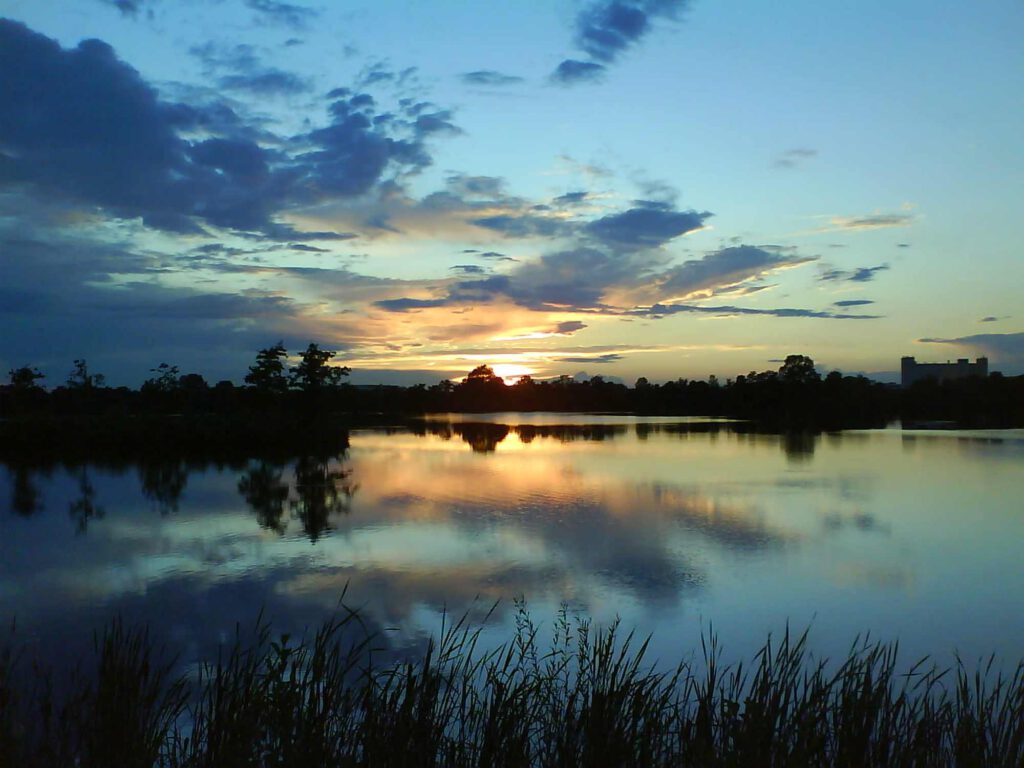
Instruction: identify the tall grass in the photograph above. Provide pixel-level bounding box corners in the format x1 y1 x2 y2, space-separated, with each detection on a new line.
2 605 1022 767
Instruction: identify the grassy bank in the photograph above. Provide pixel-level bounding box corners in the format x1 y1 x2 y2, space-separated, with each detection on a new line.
2 608 1022 767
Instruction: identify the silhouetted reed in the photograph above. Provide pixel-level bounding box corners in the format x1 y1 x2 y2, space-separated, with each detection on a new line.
2 606 1023 767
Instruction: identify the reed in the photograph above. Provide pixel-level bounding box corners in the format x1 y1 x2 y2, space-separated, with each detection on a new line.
1 605 1022 767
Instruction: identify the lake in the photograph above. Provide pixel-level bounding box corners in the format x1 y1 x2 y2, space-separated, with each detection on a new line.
2 415 1023 673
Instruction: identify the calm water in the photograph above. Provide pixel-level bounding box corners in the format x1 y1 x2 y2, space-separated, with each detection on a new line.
2 416 1024 671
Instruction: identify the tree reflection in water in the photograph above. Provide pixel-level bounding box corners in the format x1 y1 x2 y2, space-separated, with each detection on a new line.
68 468 104 534
139 460 188 515
290 454 357 542
237 461 290 534
236 454 357 542
9 465 43 516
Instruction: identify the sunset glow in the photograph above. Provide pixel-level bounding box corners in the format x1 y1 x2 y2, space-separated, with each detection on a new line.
0 2 1021 385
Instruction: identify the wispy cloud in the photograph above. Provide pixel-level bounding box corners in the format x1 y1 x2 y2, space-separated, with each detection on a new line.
773 148 817 169
829 213 914 231
460 70 524 87
818 264 890 283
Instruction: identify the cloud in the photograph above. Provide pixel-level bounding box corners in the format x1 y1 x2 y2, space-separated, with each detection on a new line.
460 70 524 87
373 298 449 312
918 332 1024 369
0 21 459 238
830 213 914 231
774 148 817 169
245 0 318 30
450 264 487 275
479 251 517 262
575 0 689 63
634 303 881 321
834 299 875 307
657 245 813 299
980 315 1008 323
551 59 607 84
376 238 819 318
818 264 890 283
191 41 312 95
552 0 691 84
584 203 710 249
555 320 588 334
553 191 590 206
557 353 623 364
100 0 154 18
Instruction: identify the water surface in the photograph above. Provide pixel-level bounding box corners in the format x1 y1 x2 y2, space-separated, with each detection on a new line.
2 417 1023 670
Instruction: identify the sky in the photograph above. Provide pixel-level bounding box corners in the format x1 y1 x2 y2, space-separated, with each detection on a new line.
1 0 1022 387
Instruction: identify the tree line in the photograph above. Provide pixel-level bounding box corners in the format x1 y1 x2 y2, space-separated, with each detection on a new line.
2 347 1022 429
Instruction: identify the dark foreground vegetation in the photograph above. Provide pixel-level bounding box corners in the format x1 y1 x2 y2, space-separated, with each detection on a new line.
3 348 1023 444
2 608 1022 767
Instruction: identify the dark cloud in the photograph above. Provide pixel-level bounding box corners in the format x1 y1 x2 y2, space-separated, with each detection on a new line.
373 298 448 312
557 353 623 363
555 321 588 334
0 234 312 384
552 0 690 84
449 264 486 275
553 191 589 206
634 303 881 321
774 148 817 169
584 204 710 249
479 251 517 262
834 299 875 307
818 264 890 283
219 69 310 96
0 21 452 237
191 40 312 95
979 316 1007 323
659 246 814 297
471 213 571 239
460 70 525 87
100 0 153 18
288 243 329 253
551 59 606 84
918 332 1024 370
377 239 815 317
575 0 689 62
245 0 318 30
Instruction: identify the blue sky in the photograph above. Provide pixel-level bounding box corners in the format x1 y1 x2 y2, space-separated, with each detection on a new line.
1 0 1022 386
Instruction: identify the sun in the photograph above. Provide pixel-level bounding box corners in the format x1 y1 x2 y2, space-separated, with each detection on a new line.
489 363 536 384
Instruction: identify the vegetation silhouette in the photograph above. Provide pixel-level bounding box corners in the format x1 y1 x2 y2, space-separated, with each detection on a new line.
3 606 1024 766
2 348 1022 466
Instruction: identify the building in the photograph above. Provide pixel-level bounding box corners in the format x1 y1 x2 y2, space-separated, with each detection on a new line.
901 356 988 387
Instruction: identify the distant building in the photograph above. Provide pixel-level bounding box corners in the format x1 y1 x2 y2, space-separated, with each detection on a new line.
901 356 988 387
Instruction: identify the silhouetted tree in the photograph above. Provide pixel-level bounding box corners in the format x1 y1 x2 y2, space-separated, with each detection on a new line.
67 359 105 389
143 363 181 392
245 342 289 394
9 366 45 391
289 344 350 392
778 354 820 384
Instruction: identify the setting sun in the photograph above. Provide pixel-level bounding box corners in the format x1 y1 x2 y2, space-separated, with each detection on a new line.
489 363 536 384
